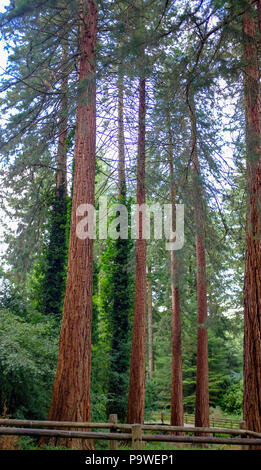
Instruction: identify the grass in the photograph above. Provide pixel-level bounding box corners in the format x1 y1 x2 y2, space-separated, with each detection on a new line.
3 436 241 451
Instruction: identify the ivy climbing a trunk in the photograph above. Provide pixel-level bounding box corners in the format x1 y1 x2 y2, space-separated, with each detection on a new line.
106 70 132 422
127 76 147 425
43 39 68 319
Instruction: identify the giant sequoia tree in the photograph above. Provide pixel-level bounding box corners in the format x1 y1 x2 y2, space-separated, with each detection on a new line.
186 88 209 429
168 121 184 430
242 1 261 436
41 0 97 449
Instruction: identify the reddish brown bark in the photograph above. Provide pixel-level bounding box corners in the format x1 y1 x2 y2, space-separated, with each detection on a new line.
194 234 209 429
127 78 146 424
242 5 261 438
168 126 184 430
147 264 154 380
41 0 97 449
187 91 209 429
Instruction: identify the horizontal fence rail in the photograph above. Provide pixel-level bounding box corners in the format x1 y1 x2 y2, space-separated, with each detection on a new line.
0 427 132 441
0 419 130 429
1 419 260 438
151 414 241 429
184 414 240 429
0 416 260 450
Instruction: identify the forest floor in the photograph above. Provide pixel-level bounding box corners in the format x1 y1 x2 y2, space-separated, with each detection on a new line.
0 436 242 451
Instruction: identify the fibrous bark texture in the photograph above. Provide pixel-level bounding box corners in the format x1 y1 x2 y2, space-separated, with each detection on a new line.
168 126 184 431
41 0 97 449
243 4 261 440
187 91 209 429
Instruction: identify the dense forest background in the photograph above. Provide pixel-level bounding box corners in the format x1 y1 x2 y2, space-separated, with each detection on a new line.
0 0 257 448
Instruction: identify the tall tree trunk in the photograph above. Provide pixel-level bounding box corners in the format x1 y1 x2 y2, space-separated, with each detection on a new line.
41 0 97 449
117 71 126 199
44 39 68 318
186 90 209 429
147 264 154 380
127 77 146 424
168 125 184 429
56 39 68 201
194 233 209 429
106 70 131 422
242 4 261 438
257 0 261 45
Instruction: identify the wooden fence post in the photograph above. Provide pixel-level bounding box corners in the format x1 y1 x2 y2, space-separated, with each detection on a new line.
109 414 118 451
239 420 247 450
132 424 142 450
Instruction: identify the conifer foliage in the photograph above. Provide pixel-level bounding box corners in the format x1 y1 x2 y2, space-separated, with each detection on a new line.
1 0 261 451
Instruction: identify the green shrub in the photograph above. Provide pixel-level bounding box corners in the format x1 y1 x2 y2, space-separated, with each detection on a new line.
220 380 243 415
0 308 58 419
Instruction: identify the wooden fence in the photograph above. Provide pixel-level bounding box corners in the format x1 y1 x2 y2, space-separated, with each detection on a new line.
0 415 260 450
184 414 240 429
151 413 241 429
